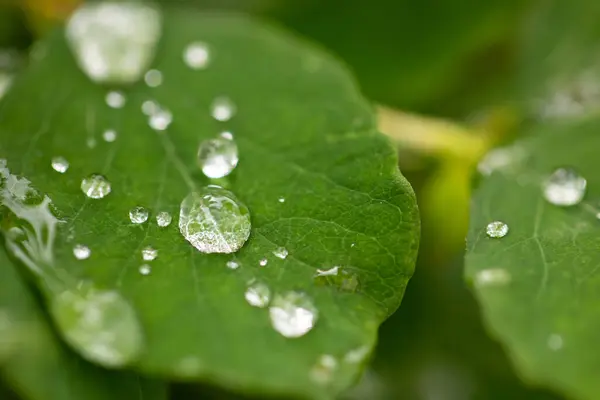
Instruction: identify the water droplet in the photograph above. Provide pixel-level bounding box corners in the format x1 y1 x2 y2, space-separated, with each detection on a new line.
315 266 360 292
65 2 162 84
50 287 143 367
184 42 209 70
543 167 587 206
197 134 239 179
144 69 162 87
474 268 511 286
142 100 159 116
139 264 151 276
226 260 239 270
149 108 172 131
179 186 251 254
81 174 111 199
141 246 157 261
485 221 509 238
51 156 69 173
344 346 370 364
477 146 526 176
86 137 97 148
129 206 149 224
269 291 317 338
273 247 288 259
244 282 271 308
102 129 117 142
210 97 236 121
278 197 285 203
259 258 268 267
547 333 563 351
73 244 91 260
105 91 125 109
156 211 172 227
310 354 338 384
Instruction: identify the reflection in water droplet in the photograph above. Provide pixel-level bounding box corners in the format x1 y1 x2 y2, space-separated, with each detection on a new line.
278 197 285 203
102 129 117 142
547 333 563 351
73 244 91 260
129 207 149 224
105 91 125 109
269 291 317 338
259 258 268 267
149 108 172 131
51 156 69 173
141 246 157 261
474 268 511 286
197 134 239 178
139 264 151 276
485 221 509 238
211 97 236 121
226 260 239 270
81 174 111 199
156 211 172 227
273 247 288 259
65 2 162 84
244 282 271 308
184 42 210 70
310 354 338 384
543 167 586 206
144 69 162 87
314 266 360 292
50 287 143 367
179 186 251 254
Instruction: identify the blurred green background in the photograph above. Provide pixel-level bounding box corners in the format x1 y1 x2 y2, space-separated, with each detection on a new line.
1 0 591 398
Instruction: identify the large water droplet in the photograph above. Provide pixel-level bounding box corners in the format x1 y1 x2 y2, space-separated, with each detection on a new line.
144 69 162 87
141 246 157 261
184 42 210 70
156 211 172 227
314 266 360 292
244 282 271 308
273 247 288 259
485 221 509 238
197 133 239 179
81 174 111 199
50 287 143 367
65 2 162 84
105 91 125 109
73 244 91 260
210 97 236 121
51 156 69 173
179 186 251 254
129 206 149 224
102 129 117 142
269 291 317 338
543 167 586 206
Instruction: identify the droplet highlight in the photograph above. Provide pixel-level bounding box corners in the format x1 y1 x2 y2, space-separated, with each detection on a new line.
226 260 239 270
102 129 117 142
156 211 172 227
273 247 288 259
81 174 111 199
105 91 125 109
73 244 91 260
197 133 239 179
139 264 151 276
210 97 236 122
129 206 149 224
259 258 268 267
141 246 157 261
184 42 210 70
269 291 317 338
543 167 587 206
51 156 69 173
148 107 172 131
485 221 509 238
244 282 271 308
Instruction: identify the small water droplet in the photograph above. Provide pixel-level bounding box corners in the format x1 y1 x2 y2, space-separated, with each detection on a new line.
273 247 288 259
86 137 97 148
543 167 587 206
278 197 285 203
142 100 159 116
81 174 111 199
106 91 125 109
344 346 370 364
156 211 172 227
129 206 149 224
314 266 360 292
148 108 172 131
269 291 317 338
139 264 151 276
210 97 236 122
73 244 91 260
141 246 157 261
244 282 271 308
547 333 563 351
259 258 268 267
102 129 117 142
226 260 239 270
179 186 251 254
51 156 69 173
144 69 162 87
474 268 511 286
310 354 338 384
485 221 509 238
184 42 209 70
197 134 239 179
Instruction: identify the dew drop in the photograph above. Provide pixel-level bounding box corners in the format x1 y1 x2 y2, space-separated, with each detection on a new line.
210 97 236 122
129 206 149 224
278 197 285 203
102 129 117 142
226 260 239 270
244 282 271 308
269 291 317 338
50 286 143 367
547 333 563 351
139 264 152 276
273 247 288 259
178 186 251 254
310 354 338 384
144 69 162 87
485 221 508 238
81 174 111 199
65 2 162 84
543 167 587 206
73 244 91 260
259 258 268 267
148 108 172 131
86 137 97 149
184 42 209 70
51 156 69 173
156 211 172 227
314 266 360 292
474 268 511 286
142 100 159 116
197 133 239 179
105 91 125 109
141 246 157 261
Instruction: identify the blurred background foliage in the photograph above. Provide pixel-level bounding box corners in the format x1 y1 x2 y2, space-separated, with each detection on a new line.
1 0 594 398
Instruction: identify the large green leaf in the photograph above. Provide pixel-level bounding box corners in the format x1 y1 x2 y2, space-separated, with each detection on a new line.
0 7 419 399
0 247 167 400
465 117 600 400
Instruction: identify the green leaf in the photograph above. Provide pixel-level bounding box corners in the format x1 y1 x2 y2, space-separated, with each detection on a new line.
465 117 600 400
0 7 419 399
0 247 167 400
